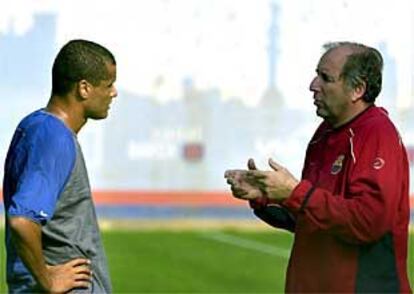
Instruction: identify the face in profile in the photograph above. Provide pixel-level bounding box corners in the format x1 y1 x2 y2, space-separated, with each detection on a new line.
309 47 354 127
84 62 118 120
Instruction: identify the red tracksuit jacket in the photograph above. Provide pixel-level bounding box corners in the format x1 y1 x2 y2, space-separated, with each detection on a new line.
254 106 412 293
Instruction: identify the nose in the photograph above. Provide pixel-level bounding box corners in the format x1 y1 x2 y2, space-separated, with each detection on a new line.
309 76 319 93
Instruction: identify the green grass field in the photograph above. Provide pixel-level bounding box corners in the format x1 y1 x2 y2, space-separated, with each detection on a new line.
104 229 293 293
0 228 413 293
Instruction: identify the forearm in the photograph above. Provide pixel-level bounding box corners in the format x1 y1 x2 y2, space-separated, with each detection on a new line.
253 205 296 232
284 180 396 244
8 216 51 290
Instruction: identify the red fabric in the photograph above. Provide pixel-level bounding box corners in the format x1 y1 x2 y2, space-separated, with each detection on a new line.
282 106 411 293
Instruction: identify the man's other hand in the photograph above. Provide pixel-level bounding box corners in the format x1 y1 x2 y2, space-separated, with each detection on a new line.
45 258 92 293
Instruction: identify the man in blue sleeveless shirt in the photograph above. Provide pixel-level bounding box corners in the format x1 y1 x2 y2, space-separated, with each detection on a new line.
3 39 117 293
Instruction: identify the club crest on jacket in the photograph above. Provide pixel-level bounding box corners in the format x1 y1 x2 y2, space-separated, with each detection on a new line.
331 154 345 175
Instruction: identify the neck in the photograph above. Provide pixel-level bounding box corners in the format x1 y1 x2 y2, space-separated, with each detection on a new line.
46 95 87 133
331 103 372 129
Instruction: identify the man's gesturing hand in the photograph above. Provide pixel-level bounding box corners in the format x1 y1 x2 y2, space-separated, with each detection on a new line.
225 159 263 200
224 169 263 200
245 158 299 202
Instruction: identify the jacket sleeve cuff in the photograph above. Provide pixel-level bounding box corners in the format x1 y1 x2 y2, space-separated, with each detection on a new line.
282 180 314 214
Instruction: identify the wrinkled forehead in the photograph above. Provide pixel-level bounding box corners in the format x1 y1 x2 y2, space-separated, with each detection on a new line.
318 46 353 74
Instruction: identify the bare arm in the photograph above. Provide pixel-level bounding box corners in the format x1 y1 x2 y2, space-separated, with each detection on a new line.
9 217 51 289
8 216 92 293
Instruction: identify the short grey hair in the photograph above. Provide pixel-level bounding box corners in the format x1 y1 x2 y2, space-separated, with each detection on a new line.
323 41 383 103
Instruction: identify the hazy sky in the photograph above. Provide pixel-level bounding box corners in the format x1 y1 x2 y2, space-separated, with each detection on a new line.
1 0 413 108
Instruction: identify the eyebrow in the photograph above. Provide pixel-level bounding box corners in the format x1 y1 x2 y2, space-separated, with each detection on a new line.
316 69 337 82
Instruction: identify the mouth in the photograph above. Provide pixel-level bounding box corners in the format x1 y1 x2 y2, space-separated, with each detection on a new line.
313 100 326 114
313 100 322 107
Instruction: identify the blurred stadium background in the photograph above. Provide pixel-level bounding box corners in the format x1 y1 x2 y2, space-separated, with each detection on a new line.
0 0 414 292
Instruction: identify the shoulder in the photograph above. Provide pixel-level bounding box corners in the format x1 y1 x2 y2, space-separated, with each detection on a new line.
352 107 401 148
355 107 398 134
19 110 74 146
14 110 76 162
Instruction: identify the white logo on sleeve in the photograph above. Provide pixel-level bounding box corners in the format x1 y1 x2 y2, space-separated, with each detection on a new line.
39 210 48 218
372 157 385 170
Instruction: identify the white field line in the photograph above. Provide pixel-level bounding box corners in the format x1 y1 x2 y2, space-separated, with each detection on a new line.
199 231 290 259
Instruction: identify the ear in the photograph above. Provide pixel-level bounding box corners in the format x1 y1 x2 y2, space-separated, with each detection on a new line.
351 82 366 103
77 80 91 100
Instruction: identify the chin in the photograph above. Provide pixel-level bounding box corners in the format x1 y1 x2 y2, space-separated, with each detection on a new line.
316 109 327 118
90 112 109 120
